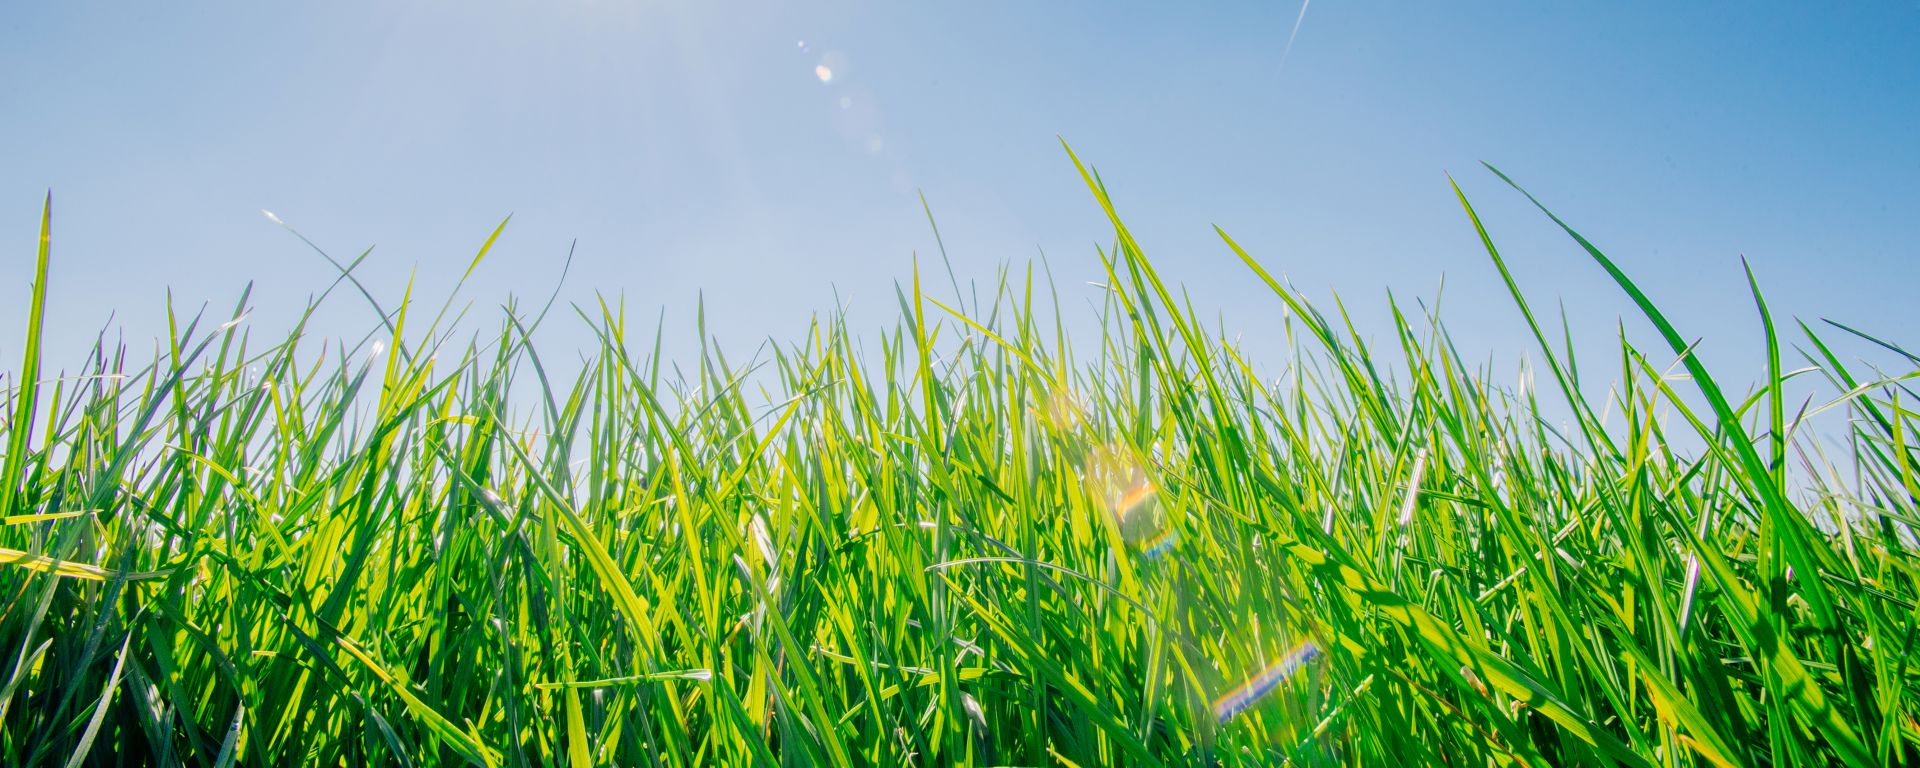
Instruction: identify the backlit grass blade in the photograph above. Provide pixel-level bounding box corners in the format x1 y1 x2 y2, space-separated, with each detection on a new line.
0 547 175 581
3 193 51 515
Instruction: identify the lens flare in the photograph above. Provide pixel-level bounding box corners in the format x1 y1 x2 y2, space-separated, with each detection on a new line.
1136 524 1178 559
1211 640 1322 723
1083 445 1174 558
1040 390 1176 559
815 52 849 85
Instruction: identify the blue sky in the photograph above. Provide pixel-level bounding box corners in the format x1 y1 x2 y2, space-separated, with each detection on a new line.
3 2 1917 395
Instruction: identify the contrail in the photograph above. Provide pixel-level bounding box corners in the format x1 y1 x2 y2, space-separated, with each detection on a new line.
1278 0 1311 73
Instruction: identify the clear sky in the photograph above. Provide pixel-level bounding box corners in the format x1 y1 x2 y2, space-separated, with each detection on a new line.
3 2 1917 396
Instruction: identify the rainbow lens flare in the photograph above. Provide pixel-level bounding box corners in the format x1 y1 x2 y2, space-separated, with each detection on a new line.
1083 445 1175 558
1211 640 1323 723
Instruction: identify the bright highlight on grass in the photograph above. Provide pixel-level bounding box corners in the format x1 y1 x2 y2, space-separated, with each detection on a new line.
2 150 1916 766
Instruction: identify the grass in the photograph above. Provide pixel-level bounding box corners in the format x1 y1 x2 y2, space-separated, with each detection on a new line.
3 150 1919 767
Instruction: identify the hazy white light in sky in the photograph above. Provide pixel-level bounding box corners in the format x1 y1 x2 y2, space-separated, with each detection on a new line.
814 65 833 83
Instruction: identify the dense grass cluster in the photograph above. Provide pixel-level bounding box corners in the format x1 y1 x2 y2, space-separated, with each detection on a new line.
4 155 1918 767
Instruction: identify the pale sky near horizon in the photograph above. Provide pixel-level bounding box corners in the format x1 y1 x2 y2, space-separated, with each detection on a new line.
3 2 1917 403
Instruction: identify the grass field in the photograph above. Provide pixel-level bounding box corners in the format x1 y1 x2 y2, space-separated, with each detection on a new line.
3 153 1918 767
